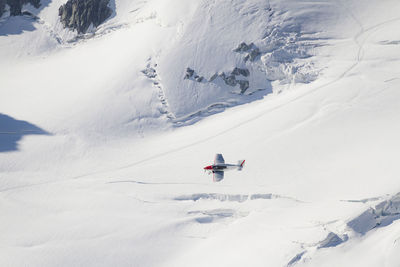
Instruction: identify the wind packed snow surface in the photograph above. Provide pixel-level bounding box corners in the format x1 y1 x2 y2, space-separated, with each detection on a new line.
1 0 400 266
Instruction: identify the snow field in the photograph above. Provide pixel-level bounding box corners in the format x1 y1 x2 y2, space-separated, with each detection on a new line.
1 0 400 266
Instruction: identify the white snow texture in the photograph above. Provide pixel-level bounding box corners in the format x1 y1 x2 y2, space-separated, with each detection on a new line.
1 0 400 266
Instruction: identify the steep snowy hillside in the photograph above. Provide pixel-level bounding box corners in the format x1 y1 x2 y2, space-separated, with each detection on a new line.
1 0 400 266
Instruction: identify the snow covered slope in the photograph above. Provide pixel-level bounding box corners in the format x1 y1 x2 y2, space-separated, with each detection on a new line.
1 0 400 266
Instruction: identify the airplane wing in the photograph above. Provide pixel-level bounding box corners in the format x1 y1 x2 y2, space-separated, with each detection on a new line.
214 153 225 164
213 171 224 182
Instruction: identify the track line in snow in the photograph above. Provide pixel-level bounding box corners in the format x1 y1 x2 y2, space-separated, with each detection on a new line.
107 180 208 186
384 77 400 83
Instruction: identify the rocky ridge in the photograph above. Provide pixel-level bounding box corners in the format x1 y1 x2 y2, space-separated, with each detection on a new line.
58 0 112 34
184 66 251 95
0 0 5 17
0 0 41 17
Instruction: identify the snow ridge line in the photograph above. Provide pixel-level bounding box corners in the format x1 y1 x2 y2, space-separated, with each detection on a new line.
287 192 400 266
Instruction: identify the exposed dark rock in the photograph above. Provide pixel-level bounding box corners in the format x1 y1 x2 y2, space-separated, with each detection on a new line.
244 47 261 62
0 0 6 17
234 42 254 52
184 67 194 79
249 47 261 61
224 74 237 87
0 0 40 17
21 10 33 16
232 67 250 77
209 73 218 82
184 68 204 82
234 42 261 62
141 66 157 79
184 67 250 94
218 68 250 93
59 0 112 34
196 76 204 82
238 80 249 93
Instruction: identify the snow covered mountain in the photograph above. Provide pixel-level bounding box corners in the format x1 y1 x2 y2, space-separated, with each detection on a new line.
1 0 400 266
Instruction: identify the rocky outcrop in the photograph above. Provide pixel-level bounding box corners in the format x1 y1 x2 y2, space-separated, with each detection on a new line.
184 67 250 94
231 67 250 77
234 42 261 62
218 72 249 93
141 62 176 121
184 68 204 82
0 0 5 17
0 0 40 17
59 0 112 34
210 68 250 94
233 42 253 52
142 66 157 79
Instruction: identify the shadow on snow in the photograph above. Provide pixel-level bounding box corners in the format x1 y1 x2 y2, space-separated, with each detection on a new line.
0 0 50 36
0 113 50 152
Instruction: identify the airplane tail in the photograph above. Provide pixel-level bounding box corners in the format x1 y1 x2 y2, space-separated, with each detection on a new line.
237 160 245 171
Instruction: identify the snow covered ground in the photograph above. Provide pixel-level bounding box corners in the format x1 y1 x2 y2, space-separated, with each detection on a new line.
1 0 400 266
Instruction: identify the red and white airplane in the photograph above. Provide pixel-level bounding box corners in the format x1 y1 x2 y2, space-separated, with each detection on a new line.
204 154 245 182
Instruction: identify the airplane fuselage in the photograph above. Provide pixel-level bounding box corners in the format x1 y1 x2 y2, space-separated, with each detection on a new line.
204 164 239 172
204 154 245 182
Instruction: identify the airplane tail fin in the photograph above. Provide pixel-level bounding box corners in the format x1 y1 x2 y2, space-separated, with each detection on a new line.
237 160 245 171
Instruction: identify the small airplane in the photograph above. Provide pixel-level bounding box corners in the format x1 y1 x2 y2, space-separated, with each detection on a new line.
204 153 245 182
